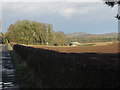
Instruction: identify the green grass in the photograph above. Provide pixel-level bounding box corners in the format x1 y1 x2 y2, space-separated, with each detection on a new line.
79 44 96 47
18 41 119 48
8 43 13 50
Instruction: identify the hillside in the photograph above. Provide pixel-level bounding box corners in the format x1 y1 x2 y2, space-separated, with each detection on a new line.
66 32 118 43
67 32 118 38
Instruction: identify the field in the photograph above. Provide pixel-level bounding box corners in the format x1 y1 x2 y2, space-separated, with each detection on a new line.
32 42 119 53
12 42 120 88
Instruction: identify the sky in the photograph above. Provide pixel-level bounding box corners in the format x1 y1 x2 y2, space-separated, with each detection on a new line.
1 0 118 34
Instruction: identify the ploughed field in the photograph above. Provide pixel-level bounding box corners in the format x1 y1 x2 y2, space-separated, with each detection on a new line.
33 43 119 53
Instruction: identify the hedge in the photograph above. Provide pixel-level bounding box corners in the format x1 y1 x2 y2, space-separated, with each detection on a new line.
13 44 120 88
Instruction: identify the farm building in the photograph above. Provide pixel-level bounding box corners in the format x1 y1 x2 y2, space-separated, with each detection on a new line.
69 42 80 46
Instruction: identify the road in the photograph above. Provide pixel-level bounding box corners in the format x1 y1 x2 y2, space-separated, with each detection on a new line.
0 44 19 90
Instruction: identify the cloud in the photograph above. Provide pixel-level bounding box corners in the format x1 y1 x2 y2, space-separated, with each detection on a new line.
0 2 2 17
2 2 117 33
0 3 2 30
59 8 77 18
58 6 97 19
2 0 102 2
2 2 117 22
2 2 104 19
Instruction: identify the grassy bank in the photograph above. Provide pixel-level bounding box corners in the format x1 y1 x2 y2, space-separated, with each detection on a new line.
8 43 13 50
11 50 34 88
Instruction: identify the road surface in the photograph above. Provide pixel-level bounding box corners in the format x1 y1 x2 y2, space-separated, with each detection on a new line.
0 44 19 90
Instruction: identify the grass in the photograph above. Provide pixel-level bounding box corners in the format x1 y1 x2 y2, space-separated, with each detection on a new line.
79 44 96 47
11 50 32 88
0 44 2 51
8 43 13 50
23 41 118 48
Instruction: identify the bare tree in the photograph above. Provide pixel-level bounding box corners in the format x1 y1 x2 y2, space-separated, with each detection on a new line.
103 0 120 20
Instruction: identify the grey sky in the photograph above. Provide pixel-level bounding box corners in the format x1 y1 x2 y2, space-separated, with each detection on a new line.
2 1 118 34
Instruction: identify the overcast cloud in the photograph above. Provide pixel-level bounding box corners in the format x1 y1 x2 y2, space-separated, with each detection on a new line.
2 2 118 34
3 3 102 19
2 0 102 2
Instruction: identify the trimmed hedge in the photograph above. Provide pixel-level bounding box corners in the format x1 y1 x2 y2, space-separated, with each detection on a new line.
13 44 120 88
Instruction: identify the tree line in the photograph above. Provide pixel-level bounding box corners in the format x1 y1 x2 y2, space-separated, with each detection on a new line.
3 20 118 46
4 20 67 46
68 37 118 43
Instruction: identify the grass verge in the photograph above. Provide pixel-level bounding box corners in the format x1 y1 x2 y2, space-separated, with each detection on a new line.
11 50 33 88
8 43 13 50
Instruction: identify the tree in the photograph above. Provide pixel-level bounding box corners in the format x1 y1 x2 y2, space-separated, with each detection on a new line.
5 20 54 45
104 0 120 7
47 24 53 44
104 0 120 20
52 32 67 46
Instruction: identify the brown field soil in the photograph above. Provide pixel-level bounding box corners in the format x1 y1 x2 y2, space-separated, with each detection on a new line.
32 43 119 53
